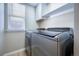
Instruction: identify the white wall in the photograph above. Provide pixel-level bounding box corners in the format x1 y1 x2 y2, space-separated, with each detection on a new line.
74 4 79 56
48 3 66 11
25 5 38 31
39 11 74 28
4 32 25 53
0 3 4 55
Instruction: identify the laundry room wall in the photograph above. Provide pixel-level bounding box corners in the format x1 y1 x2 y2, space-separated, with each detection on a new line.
39 11 74 29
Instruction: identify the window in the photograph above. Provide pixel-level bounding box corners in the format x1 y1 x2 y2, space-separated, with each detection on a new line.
8 3 25 31
8 17 25 31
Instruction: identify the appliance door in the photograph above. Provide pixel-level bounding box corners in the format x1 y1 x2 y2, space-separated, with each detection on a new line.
31 33 58 56
25 32 33 56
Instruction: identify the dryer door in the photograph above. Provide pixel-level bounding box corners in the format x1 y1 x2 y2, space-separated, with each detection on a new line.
31 33 58 56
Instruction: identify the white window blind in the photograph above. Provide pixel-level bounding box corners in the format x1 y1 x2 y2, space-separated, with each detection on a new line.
8 4 25 31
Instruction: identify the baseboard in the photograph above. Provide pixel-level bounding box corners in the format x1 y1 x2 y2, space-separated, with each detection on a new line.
3 48 25 56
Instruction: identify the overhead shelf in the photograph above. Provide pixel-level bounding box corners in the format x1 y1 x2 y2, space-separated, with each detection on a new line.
36 3 74 22
42 3 74 18
36 17 47 22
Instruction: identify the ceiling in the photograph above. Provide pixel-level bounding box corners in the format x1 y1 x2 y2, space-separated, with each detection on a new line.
21 3 38 7
27 3 38 7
